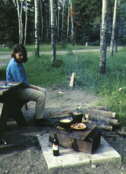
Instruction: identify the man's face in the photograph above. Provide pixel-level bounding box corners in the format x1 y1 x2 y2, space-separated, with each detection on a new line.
15 52 24 63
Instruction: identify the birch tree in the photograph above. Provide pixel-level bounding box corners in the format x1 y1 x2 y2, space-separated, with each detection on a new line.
110 0 118 56
12 0 31 45
67 1 70 39
49 0 56 63
34 0 40 56
61 0 65 41
69 0 74 44
16 0 23 44
24 0 28 45
99 0 108 74
57 1 60 41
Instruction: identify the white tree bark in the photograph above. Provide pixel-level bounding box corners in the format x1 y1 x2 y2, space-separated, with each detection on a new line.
67 1 70 39
57 6 60 40
110 0 118 56
70 0 74 44
24 0 28 45
12 0 16 6
16 0 23 44
50 0 56 63
99 0 108 74
34 0 40 56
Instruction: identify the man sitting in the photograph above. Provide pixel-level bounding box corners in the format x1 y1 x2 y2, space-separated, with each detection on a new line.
0 44 46 130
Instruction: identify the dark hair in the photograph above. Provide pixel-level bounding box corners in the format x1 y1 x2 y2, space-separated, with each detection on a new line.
11 44 28 62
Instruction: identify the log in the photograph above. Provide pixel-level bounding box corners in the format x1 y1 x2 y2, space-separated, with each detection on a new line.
95 124 113 131
85 120 113 131
69 72 76 87
91 106 108 111
84 113 118 126
117 127 126 136
117 131 126 136
53 108 116 119
47 108 116 119
83 109 116 119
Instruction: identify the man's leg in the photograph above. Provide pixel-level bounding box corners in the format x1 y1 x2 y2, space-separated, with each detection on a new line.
16 87 46 119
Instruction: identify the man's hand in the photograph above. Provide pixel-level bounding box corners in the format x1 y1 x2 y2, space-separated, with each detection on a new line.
29 84 45 92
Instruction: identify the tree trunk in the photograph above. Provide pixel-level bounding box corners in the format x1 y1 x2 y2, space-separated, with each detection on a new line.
57 1 61 41
57 6 60 41
49 0 56 64
61 1 65 42
16 0 23 44
99 0 108 74
34 0 40 57
39 0 43 43
24 0 28 45
67 1 70 40
70 0 74 45
110 0 118 56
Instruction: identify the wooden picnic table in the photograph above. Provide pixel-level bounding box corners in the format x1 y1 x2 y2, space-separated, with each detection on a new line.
0 81 23 95
0 81 29 148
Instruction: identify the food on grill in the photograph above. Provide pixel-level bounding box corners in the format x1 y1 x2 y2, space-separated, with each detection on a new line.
60 118 72 123
70 123 86 130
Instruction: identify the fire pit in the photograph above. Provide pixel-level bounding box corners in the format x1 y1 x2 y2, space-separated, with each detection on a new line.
49 121 101 154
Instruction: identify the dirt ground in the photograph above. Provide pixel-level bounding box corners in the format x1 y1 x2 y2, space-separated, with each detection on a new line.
0 88 126 174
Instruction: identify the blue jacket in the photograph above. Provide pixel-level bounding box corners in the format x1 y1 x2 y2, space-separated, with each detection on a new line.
6 58 29 85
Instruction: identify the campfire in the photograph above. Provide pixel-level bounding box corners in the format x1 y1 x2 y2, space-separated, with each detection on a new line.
49 111 101 154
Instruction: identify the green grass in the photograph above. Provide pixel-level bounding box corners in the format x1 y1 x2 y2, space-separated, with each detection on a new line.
26 48 126 124
0 43 99 52
26 44 99 51
25 55 66 87
0 47 11 52
1 47 126 124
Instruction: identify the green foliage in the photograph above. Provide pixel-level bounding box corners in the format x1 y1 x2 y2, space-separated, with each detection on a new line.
0 1 18 45
73 0 101 44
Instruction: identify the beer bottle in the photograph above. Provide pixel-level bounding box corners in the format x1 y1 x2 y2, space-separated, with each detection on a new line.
52 134 59 156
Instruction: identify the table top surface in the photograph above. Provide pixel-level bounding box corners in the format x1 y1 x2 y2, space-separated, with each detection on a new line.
0 81 23 96
0 81 21 90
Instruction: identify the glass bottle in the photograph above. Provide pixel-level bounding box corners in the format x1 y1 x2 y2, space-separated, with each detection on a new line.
52 134 59 156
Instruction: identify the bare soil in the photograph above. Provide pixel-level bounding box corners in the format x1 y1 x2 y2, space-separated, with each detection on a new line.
0 88 126 174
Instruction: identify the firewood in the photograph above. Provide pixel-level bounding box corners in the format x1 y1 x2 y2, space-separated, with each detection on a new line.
47 107 116 119
84 113 118 126
91 106 108 111
46 109 119 126
96 124 113 131
117 127 126 136
83 109 116 119
117 131 126 136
